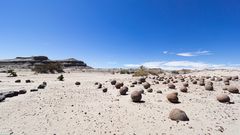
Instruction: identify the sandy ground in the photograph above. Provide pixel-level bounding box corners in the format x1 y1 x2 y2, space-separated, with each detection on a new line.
0 70 240 135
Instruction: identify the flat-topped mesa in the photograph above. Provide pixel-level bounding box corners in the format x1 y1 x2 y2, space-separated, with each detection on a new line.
15 56 49 61
0 56 90 69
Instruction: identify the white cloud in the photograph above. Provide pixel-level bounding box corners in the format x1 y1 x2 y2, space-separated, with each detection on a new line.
176 51 211 57
124 61 240 70
163 51 168 54
123 64 141 68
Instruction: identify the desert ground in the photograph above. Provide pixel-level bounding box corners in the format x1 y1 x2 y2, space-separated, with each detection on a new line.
0 69 240 135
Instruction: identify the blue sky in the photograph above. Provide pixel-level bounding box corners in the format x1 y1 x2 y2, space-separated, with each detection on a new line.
0 0 240 69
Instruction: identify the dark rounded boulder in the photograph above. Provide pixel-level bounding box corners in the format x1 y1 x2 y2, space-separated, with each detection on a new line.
15 80 21 83
168 83 176 89
5 91 19 98
216 94 230 103
119 86 128 95
75 81 81 86
138 77 146 83
19 89 27 94
183 83 189 87
0 95 6 102
97 83 102 89
143 82 151 89
30 89 38 92
205 85 214 91
131 91 142 102
167 92 179 103
228 86 239 94
111 80 117 85
25 80 31 83
38 84 46 89
180 87 188 93
115 82 124 89
102 88 108 93
169 108 189 121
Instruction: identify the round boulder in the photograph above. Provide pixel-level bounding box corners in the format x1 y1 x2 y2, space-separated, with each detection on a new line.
26 80 31 83
115 82 124 89
19 89 27 94
169 108 189 121
156 90 162 94
167 92 179 103
168 83 176 89
111 80 117 85
205 85 214 91
15 80 21 83
143 82 151 89
0 95 6 102
131 91 142 102
183 83 189 87
228 86 239 94
75 82 81 86
217 94 230 103
119 86 128 95
180 87 188 93
147 88 153 93
102 88 108 93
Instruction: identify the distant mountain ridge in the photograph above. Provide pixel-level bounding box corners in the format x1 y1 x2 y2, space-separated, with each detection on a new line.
0 56 91 69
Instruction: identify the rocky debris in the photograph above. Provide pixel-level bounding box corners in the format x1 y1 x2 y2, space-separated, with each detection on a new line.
232 76 239 81
43 81 47 86
222 86 228 91
131 91 142 102
38 84 46 89
130 84 135 87
216 94 230 103
167 92 179 103
206 81 213 86
224 81 230 85
169 108 189 121
199 80 205 86
119 86 128 95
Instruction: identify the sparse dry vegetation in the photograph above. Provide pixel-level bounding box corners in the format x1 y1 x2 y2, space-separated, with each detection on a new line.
7 70 17 77
32 62 64 73
133 66 163 77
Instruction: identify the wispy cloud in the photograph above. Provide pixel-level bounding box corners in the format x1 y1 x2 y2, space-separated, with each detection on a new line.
176 51 211 57
124 61 240 70
163 51 168 54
